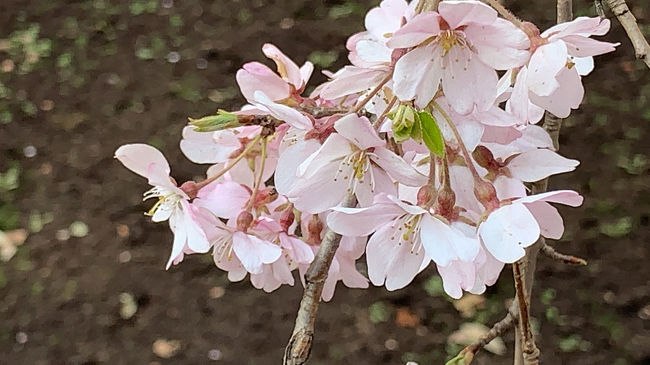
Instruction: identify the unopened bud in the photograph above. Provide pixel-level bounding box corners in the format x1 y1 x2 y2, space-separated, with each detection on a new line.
390 104 420 143
236 211 254 232
435 186 456 218
279 208 295 231
307 215 324 245
472 145 498 171
255 187 278 206
473 179 499 212
417 185 435 206
189 109 241 132
179 181 199 199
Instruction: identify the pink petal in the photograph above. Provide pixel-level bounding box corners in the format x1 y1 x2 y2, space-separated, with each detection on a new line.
334 114 385 149
366 223 428 290
279 233 315 265
371 147 427 186
529 66 584 118
386 12 440 49
180 127 240 164
115 144 176 189
327 203 404 237
525 201 564 239
437 261 477 299
527 41 568 97
275 139 321 195
195 181 250 219
517 190 584 207
561 35 618 57
320 66 388 100
262 43 303 87
420 215 479 266
232 232 282 274
393 43 443 108
479 203 540 263
438 0 497 29
365 0 409 40
252 91 313 130
442 48 497 114
236 62 289 102
465 19 530 69
508 149 579 182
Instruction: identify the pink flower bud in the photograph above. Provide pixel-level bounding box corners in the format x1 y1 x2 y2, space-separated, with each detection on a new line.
179 181 199 199
236 211 254 232
473 179 500 212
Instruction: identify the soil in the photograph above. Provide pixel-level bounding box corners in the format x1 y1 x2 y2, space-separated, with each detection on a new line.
0 0 649 364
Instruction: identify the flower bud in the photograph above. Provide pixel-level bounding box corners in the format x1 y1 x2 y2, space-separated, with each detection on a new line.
188 109 241 132
236 211 254 232
417 185 435 206
435 185 456 218
472 145 499 171
279 208 295 231
307 215 324 245
390 104 420 143
179 181 199 199
473 179 500 212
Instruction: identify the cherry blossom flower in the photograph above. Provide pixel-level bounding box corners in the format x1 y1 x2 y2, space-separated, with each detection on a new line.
478 190 583 263
114 144 212 268
328 194 479 291
236 43 313 102
279 114 426 213
387 0 529 113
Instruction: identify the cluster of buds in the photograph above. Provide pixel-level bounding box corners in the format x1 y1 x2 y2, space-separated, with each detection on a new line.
116 0 616 300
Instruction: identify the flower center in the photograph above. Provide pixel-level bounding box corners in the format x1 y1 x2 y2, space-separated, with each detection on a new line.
143 186 181 217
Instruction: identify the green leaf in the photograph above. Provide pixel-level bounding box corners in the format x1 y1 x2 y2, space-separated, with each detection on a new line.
418 111 445 157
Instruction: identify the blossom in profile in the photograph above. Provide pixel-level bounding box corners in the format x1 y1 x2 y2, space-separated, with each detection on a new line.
236 43 313 102
114 144 212 268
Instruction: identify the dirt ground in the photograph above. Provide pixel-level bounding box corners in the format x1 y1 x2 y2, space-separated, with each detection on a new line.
0 0 649 364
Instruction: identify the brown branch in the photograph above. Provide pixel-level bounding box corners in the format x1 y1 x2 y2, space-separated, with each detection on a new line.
283 194 357 365
456 301 518 363
604 0 650 69
513 261 541 365
415 0 439 13
514 0 572 362
541 241 587 265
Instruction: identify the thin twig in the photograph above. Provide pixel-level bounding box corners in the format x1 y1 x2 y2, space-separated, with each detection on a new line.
416 0 440 13
481 0 524 29
513 261 541 364
350 72 393 114
514 0 572 362
541 241 587 265
604 0 650 69
283 194 357 365
456 301 518 363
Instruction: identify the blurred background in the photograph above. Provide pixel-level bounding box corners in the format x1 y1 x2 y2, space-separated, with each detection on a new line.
0 0 648 364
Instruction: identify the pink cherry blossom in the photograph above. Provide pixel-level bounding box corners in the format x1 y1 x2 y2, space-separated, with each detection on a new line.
115 144 212 268
281 114 426 213
387 0 529 113
328 194 480 291
478 190 583 263
236 43 313 102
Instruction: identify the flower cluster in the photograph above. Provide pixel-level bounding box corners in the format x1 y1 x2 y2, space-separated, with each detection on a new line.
116 0 616 300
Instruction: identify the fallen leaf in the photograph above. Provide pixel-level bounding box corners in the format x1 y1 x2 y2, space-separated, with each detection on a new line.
395 307 420 328
0 229 27 262
152 339 181 359
453 294 486 318
448 323 506 355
